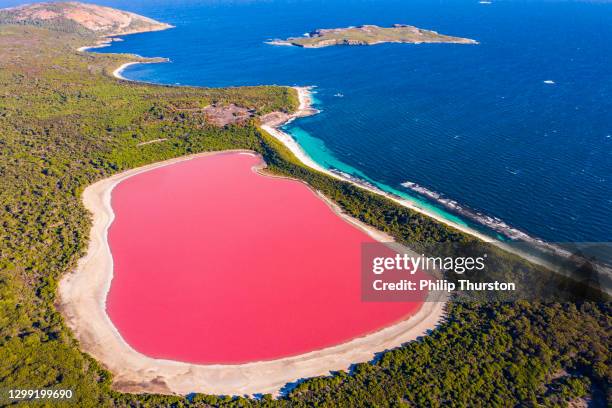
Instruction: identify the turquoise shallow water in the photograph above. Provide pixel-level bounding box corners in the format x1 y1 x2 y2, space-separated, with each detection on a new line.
61 0 612 243
284 114 473 231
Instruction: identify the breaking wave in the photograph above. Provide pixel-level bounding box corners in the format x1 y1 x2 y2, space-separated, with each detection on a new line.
400 181 543 244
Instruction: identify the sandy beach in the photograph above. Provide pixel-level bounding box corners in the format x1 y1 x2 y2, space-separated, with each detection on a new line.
112 62 140 80
76 40 167 81
58 148 447 396
261 87 496 243
112 58 172 81
113 62 140 81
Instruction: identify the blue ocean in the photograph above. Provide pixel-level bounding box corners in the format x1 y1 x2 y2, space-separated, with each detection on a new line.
61 0 612 242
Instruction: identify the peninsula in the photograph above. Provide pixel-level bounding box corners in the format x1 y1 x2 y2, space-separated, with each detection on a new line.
267 24 477 48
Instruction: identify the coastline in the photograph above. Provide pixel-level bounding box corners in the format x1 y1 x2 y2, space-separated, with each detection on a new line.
58 149 447 396
260 88 586 274
76 20 173 53
261 87 495 244
112 62 140 80
76 26 173 80
111 58 171 81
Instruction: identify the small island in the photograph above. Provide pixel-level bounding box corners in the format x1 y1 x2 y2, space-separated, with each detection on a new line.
267 24 477 48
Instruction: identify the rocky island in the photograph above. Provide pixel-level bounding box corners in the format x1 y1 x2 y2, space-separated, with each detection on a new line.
267 24 477 48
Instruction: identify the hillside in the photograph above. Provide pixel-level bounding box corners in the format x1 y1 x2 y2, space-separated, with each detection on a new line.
0 1 172 36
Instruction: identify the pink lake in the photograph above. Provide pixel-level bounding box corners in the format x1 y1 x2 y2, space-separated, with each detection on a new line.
106 152 422 364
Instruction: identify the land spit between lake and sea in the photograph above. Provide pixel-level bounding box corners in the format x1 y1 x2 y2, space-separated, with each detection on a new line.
110 64 512 250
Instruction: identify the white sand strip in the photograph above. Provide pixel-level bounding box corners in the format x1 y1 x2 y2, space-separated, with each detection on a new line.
112 62 140 80
261 87 494 243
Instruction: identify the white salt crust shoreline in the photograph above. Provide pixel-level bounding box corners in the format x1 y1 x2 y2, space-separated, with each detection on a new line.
58 148 447 396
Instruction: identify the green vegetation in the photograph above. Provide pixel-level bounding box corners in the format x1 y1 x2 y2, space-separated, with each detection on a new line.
0 19 609 408
268 25 477 48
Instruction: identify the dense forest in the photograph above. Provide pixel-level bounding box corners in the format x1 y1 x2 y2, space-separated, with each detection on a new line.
0 20 609 408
